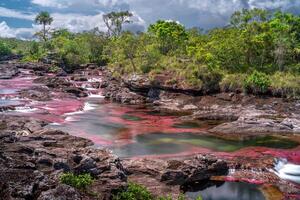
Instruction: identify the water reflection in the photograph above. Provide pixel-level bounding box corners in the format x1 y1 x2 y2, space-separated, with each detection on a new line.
112 132 298 157
185 181 265 200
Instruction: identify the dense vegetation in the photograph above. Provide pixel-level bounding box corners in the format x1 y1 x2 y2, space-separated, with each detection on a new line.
2 8 300 98
113 182 202 200
60 173 93 189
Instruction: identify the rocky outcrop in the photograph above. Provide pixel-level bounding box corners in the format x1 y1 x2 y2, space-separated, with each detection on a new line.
160 156 228 185
33 77 88 98
0 116 127 200
37 184 81 200
0 63 19 79
123 156 228 198
209 117 300 135
34 77 72 88
102 75 147 104
19 86 52 101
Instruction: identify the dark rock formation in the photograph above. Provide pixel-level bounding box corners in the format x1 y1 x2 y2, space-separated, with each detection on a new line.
123 156 228 197
0 116 127 200
0 63 19 79
19 86 52 101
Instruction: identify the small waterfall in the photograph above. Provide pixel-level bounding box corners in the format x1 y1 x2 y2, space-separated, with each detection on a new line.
64 102 98 117
274 158 300 184
88 78 101 83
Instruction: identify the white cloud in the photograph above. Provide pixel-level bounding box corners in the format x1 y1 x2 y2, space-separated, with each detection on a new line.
50 11 145 33
51 12 107 32
31 0 128 11
0 9 146 39
248 0 300 10
3 0 300 39
31 0 69 9
0 21 35 39
0 7 35 20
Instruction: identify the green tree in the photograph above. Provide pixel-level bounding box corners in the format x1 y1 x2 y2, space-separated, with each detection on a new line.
0 41 11 57
35 11 53 41
103 11 133 37
269 11 300 71
148 20 188 54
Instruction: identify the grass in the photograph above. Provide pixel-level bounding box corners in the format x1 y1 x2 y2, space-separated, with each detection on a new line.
220 73 246 93
271 72 300 99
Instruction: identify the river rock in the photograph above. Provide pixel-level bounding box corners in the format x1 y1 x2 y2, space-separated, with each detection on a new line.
0 63 19 79
209 117 300 135
19 86 52 101
161 156 228 185
34 77 72 88
123 155 228 196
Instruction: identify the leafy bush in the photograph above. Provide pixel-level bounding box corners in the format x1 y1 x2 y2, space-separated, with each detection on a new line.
22 41 45 62
48 65 60 73
271 72 300 98
244 71 271 94
192 65 223 93
60 173 93 189
113 182 202 200
0 41 11 56
113 182 153 200
220 74 246 93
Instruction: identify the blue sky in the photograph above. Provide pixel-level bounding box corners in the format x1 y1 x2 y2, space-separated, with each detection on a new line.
0 0 300 39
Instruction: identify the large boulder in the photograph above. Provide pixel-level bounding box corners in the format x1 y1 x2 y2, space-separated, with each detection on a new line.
161 156 228 185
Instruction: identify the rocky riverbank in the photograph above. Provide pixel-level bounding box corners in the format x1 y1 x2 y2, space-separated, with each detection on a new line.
101 71 300 138
1 60 300 199
0 115 229 199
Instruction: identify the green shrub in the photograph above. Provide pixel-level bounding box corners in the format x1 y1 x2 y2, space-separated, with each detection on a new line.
244 71 271 94
220 74 246 93
0 41 11 56
60 173 93 189
21 41 45 62
48 65 60 73
192 65 223 93
113 182 202 200
271 72 300 98
113 182 153 200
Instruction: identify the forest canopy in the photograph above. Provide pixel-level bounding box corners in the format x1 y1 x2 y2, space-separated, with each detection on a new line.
1 9 300 98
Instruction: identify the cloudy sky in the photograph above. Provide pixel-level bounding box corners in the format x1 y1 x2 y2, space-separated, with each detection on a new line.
0 0 299 39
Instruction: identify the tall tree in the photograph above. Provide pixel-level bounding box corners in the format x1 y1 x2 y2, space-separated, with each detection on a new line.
148 20 187 54
35 11 53 41
103 11 133 37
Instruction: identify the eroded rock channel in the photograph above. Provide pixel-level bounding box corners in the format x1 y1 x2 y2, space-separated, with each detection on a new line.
1 59 300 199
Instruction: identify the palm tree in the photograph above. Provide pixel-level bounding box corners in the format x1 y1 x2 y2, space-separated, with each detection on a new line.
35 11 53 41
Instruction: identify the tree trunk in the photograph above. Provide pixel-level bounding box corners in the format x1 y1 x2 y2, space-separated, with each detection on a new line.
129 56 136 72
43 23 46 41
